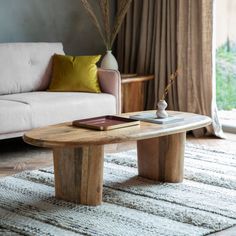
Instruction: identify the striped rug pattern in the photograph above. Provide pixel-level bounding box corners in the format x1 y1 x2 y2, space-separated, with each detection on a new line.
0 143 235 236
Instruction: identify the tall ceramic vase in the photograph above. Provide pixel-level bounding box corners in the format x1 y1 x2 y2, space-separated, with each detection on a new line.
101 50 118 70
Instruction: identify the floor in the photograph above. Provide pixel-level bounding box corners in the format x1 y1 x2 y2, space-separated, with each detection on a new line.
0 132 236 235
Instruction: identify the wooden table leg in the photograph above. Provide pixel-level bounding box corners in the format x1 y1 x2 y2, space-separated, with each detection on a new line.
137 132 186 182
53 145 104 206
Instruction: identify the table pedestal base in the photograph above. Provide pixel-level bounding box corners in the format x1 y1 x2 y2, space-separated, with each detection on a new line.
53 132 186 206
137 132 186 182
53 145 104 206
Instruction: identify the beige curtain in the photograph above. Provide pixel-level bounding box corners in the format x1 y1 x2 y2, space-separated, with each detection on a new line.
177 0 223 137
117 0 178 110
117 0 223 137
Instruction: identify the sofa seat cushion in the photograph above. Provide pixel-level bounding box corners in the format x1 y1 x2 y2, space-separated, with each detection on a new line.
0 100 32 134
0 92 116 129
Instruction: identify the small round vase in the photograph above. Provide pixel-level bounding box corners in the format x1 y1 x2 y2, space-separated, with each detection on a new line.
101 50 118 70
156 100 168 118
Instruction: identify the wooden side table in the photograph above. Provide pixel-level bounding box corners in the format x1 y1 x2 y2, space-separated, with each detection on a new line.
121 74 154 113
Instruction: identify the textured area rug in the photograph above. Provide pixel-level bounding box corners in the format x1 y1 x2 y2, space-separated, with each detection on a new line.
0 143 235 236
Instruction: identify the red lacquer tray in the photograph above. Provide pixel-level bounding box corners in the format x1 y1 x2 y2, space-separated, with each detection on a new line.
72 115 140 131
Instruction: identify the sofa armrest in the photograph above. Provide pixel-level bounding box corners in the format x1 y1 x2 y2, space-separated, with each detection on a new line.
98 69 121 114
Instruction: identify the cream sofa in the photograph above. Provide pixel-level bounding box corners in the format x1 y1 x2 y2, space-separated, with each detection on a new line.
0 43 121 140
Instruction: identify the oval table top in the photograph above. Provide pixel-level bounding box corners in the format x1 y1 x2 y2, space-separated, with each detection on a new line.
23 111 212 148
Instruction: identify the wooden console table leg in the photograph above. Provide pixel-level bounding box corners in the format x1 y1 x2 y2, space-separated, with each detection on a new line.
53 145 104 206
137 132 186 182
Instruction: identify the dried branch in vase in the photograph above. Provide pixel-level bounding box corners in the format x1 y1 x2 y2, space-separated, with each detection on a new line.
99 0 111 49
80 0 107 47
161 70 178 100
81 0 132 50
110 0 132 47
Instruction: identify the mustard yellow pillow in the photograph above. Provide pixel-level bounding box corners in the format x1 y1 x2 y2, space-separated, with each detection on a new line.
48 54 101 93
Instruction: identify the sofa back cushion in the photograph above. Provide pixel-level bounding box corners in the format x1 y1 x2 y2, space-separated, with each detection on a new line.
0 42 64 95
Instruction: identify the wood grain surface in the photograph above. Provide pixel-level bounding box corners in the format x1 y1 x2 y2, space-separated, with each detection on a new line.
121 75 154 112
23 110 211 205
23 111 212 148
122 82 145 112
121 75 154 84
137 132 186 182
53 145 104 205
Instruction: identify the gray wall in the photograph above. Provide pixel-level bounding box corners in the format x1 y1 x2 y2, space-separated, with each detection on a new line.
0 0 113 55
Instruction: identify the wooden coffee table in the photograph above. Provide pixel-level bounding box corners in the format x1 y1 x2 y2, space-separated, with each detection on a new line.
23 111 211 206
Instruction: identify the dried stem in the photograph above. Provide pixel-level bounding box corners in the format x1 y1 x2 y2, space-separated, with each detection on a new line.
99 0 110 49
81 0 132 50
81 0 107 47
110 0 132 47
161 70 178 100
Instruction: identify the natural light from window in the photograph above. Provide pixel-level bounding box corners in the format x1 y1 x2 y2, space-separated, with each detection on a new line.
215 0 236 133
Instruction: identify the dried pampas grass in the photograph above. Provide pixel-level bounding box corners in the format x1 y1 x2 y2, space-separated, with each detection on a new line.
81 0 132 50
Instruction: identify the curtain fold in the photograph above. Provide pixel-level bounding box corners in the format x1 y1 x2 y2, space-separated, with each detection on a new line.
117 0 177 110
116 0 223 137
177 0 223 137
